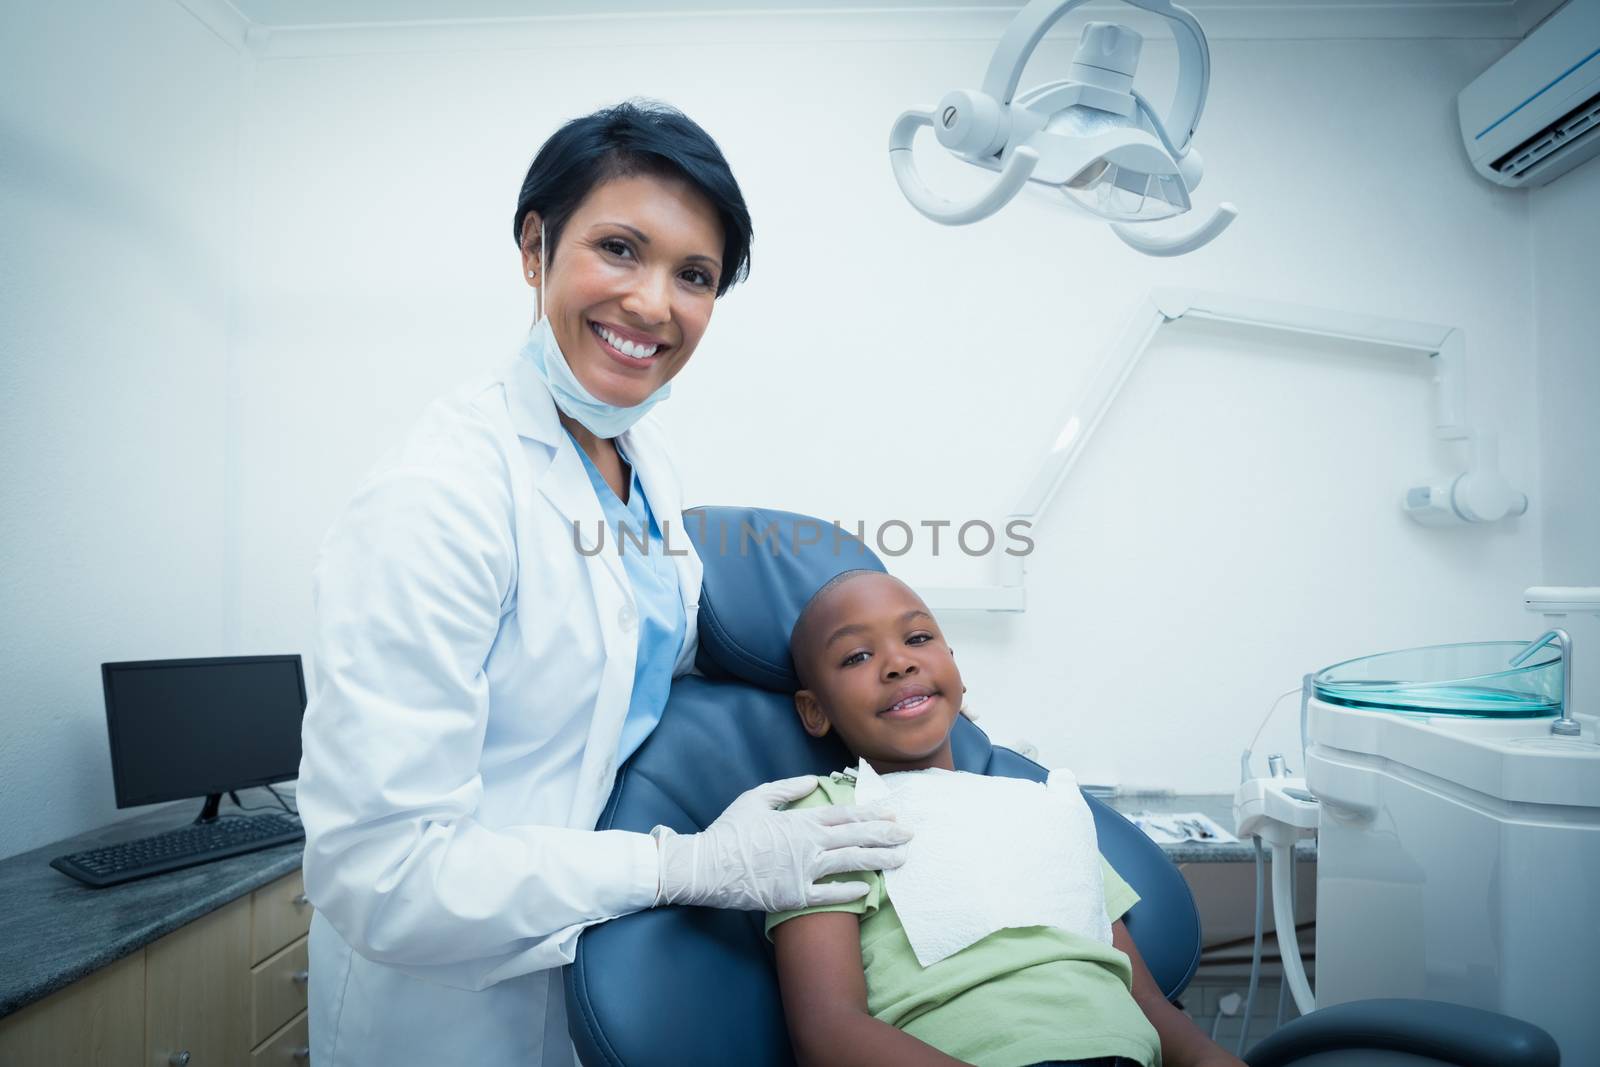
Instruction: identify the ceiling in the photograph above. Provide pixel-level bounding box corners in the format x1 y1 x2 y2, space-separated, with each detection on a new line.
224 0 1548 30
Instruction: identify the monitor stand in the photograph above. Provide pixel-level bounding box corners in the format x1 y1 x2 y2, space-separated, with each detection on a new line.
194 793 224 824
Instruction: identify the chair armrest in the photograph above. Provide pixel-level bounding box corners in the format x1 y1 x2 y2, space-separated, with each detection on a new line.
1244 998 1560 1067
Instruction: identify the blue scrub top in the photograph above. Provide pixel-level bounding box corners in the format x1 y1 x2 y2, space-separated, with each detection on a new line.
569 433 687 764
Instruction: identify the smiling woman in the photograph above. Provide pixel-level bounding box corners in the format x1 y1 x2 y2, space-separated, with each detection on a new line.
511 103 754 492
295 100 913 1067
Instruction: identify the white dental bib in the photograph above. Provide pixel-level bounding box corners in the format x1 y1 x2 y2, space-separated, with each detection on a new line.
853 762 1111 967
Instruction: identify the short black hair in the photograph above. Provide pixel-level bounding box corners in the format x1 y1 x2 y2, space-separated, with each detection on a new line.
512 100 752 297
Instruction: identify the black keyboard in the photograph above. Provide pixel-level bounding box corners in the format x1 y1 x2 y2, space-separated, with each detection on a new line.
51 814 305 888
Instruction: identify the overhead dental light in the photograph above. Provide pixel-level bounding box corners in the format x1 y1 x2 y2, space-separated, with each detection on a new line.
889 0 1238 256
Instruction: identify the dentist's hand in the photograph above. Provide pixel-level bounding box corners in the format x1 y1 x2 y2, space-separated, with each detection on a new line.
653 775 911 912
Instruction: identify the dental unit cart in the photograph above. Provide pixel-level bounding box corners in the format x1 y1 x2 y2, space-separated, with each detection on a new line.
1239 586 1600 1065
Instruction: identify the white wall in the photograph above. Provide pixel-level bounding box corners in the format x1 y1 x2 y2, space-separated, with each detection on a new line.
1531 163 1600 585
232 12 1543 792
0 1 243 859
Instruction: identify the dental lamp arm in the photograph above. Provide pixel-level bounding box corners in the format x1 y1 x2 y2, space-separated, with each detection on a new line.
1126 0 1210 154
889 110 1041 226
1112 202 1237 256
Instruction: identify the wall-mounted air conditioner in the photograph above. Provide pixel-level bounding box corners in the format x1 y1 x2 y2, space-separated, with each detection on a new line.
1458 0 1600 187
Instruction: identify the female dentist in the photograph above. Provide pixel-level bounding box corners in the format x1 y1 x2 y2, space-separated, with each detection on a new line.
296 102 911 1066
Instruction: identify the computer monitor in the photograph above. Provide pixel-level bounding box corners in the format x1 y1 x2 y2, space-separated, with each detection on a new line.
101 655 306 817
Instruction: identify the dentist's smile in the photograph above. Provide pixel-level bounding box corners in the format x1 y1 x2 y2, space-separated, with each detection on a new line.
589 319 669 366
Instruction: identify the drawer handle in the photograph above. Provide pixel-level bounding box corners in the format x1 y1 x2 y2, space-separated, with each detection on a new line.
292 969 310 985
169 1053 191 1066
293 1048 310 1061
293 893 310 907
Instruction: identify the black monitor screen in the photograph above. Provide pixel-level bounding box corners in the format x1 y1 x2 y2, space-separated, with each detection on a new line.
102 656 306 807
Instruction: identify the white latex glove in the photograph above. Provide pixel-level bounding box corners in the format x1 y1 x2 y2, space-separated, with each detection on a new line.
652 775 912 912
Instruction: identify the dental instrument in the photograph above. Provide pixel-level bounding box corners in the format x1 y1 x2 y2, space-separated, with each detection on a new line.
888 0 1237 256
1233 746 1318 1021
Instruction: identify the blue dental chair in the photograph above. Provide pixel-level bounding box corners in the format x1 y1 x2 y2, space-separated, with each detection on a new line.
565 507 1560 1067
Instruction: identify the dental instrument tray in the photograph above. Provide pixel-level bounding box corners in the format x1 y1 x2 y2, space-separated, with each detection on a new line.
1312 640 1562 716
1126 811 1237 845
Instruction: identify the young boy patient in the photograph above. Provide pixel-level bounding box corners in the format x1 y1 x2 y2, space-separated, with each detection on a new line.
767 570 1245 1067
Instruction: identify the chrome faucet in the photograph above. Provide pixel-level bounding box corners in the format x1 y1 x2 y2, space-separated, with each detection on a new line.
1510 628 1580 737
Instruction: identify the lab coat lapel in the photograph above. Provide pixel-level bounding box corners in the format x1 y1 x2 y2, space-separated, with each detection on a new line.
502 351 631 605
501 350 637 825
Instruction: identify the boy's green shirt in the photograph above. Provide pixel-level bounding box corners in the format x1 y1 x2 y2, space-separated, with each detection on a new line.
766 772 1162 1067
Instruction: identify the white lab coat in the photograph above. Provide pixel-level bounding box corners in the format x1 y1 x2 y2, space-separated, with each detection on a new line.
297 347 702 1066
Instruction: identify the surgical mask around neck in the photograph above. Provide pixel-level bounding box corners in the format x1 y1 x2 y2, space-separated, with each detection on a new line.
526 222 672 439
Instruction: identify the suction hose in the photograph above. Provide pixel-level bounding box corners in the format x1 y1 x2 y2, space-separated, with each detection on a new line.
1271 836 1316 1016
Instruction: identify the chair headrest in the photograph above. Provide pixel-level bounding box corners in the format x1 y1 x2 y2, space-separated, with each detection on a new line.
686 506 886 692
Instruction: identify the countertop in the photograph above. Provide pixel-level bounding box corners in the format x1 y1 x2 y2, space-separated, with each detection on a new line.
1105 792 1318 865
0 790 1308 1021
0 798 304 1020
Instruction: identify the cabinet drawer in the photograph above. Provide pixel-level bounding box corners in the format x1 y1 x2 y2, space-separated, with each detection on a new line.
253 1010 310 1065
253 935 310 1047
252 870 312 963
146 896 252 1067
